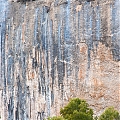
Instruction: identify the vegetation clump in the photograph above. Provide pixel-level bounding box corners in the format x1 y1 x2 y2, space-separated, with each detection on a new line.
48 98 120 120
98 107 120 120
60 98 93 120
48 116 65 120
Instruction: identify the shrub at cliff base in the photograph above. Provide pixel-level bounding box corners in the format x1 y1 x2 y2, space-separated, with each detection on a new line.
98 107 120 120
48 98 93 120
48 116 65 120
60 98 93 120
48 98 120 120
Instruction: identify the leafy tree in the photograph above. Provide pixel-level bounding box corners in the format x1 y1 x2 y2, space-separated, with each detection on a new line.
98 107 120 120
94 116 98 120
60 98 94 120
48 116 65 120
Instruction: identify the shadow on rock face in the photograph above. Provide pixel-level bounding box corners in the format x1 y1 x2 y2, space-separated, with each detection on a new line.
9 0 36 3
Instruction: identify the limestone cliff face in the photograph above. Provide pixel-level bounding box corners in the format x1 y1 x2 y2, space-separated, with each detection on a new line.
0 0 120 119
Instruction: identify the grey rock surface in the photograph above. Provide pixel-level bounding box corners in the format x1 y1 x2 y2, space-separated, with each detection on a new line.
0 0 120 119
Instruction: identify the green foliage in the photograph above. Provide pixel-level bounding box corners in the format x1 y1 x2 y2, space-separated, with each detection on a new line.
48 116 65 120
98 107 120 120
94 116 98 120
60 98 94 120
47 98 120 120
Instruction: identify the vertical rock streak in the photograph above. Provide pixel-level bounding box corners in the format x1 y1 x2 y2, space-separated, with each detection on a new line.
0 0 120 119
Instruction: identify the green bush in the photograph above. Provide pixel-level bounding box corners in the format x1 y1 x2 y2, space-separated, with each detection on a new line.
98 107 120 120
48 116 65 120
47 98 120 120
60 98 94 120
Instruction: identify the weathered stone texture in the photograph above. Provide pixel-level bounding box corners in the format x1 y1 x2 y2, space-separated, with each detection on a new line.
0 0 120 119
